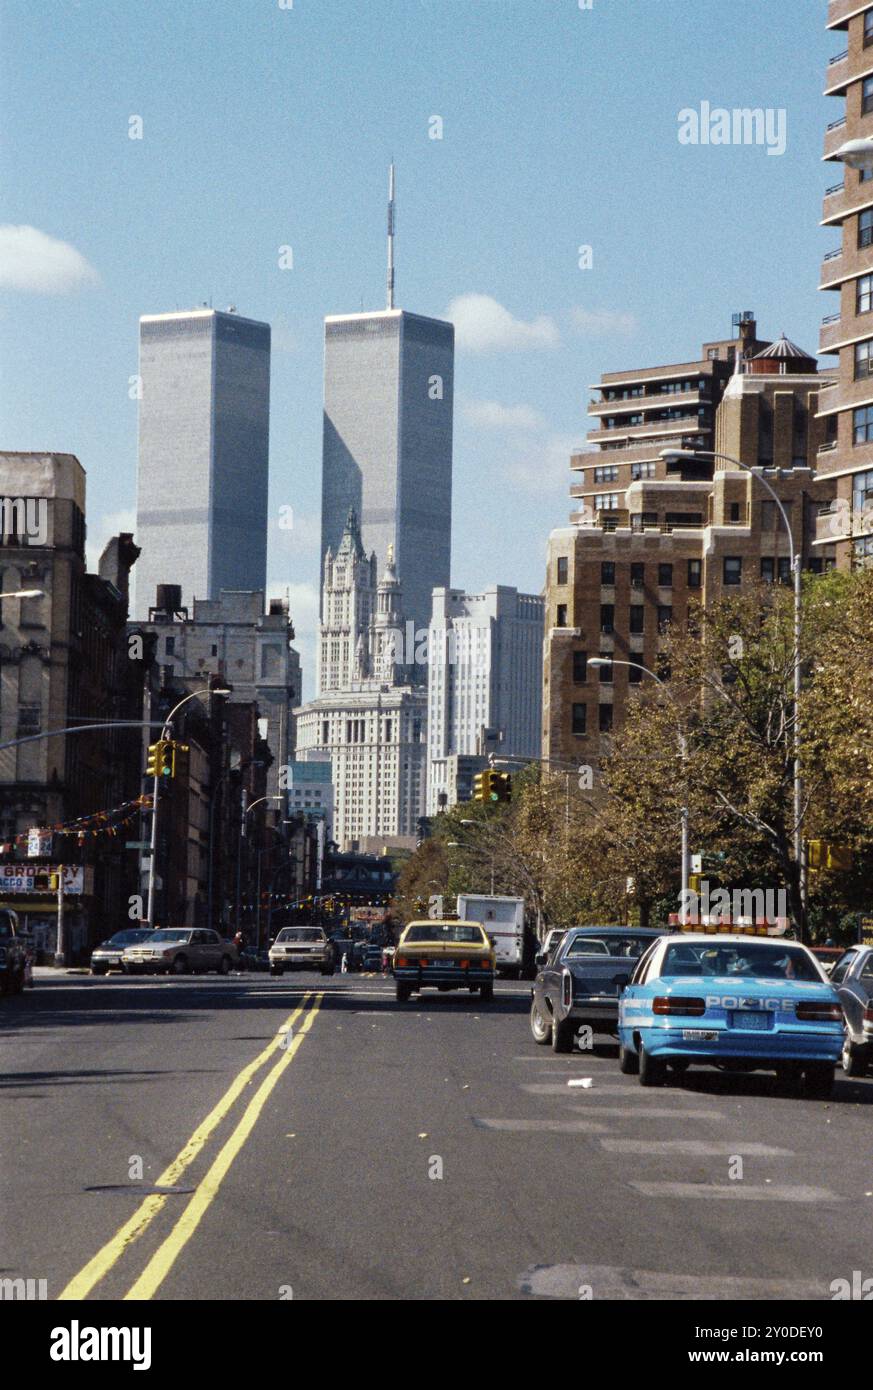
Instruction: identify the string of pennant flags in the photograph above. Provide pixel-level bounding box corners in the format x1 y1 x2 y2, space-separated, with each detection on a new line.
0 795 153 854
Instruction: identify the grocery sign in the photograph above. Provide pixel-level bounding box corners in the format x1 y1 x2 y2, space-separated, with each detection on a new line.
0 864 85 895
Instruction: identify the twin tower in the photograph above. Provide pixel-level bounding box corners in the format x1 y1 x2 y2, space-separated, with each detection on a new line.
134 170 456 674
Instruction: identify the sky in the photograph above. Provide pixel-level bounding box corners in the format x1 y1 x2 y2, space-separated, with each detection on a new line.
0 0 837 697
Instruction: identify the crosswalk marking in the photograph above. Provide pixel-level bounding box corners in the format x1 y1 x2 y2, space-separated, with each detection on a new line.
629 1181 842 1202
518 1263 828 1301
601 1139 792 1156
473 1117 608 1133
568 1106 726 1120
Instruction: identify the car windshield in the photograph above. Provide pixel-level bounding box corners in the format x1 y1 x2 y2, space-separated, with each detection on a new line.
404 925 486 945
277 929 323 943
565 934 652 959
146 931 190 944
106 931 150 946
661 941 821 982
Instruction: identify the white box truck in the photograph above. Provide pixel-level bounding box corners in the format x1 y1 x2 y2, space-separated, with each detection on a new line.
456 894 527 978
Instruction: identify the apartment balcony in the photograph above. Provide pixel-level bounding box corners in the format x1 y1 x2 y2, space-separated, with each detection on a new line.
823 116 848 162
819 247 844 289
821 179 849 225
827 0 868 30
588 388 703 417
824 49 850 96
586 415 707 445
819 312 844 354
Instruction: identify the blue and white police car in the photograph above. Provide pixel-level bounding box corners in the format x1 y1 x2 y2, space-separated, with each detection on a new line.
617 926 844 1097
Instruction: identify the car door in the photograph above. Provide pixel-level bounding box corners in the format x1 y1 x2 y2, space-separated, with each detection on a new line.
188 930 209 971
202 930 223 970
538 937 566 1015
619 940 660 1035
832 949 862 1037
844 949 873 1040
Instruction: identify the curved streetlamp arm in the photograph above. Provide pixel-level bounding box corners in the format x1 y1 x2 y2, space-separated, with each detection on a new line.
0 720 164 753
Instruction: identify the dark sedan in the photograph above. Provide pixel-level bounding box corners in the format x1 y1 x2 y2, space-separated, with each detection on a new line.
90 928 155 975
530 926 666 1053
831 944 873 1076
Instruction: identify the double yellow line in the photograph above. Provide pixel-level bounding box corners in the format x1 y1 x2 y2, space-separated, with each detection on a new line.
59 992 322 1301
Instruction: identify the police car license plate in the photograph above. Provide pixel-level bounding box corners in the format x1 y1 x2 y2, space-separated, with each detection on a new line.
729 1011 771 1030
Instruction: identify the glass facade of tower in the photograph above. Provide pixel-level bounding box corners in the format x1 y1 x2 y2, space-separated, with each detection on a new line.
135 309 270 617
320 308 454 639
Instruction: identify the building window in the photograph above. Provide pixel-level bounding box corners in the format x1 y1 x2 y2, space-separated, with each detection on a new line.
556 555 569 585
572 650 588 684
761 557 774 584
17 703 40 735
556 603 568 628
729 502 742 522
853 468 873 515
855 339 873 380
866 8 873 45
723 556 742 586
211 644 218 657
657 605 673 633
854 406 873 445
687 558 702 589
600 561 615 586
658 563 673 587
628 663 643 685
165 636 175 654
860 209 873 250
858 275 873 316
629 605 645 635
599 704 613 733
600 604 614 634
594 465 619 484
594 493 620 511
598 655 614 683
707 348 719 360
322 720 329 745
864 75 873 115
631 461 656 480
630 562 645 589
571 703 587 736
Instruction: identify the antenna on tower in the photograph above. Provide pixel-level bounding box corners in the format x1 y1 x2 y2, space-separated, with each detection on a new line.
386 161 395 310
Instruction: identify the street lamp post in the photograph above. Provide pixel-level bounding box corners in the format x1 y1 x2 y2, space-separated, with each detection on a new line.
660 446 805 934
145 685 229 929
236 795 283 935
587 656 690 913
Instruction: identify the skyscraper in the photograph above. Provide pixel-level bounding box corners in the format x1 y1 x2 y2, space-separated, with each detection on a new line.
320 166 454 651
134 307 270 617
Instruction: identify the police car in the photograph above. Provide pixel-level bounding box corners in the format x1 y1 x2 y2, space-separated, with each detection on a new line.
617 926 844 1097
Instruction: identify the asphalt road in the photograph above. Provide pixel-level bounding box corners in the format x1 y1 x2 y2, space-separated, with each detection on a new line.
2 969 872 1302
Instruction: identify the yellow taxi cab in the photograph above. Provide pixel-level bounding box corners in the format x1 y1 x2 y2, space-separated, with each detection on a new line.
393 919 495 1003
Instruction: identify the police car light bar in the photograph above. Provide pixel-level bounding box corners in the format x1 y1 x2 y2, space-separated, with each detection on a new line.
667 916 790 936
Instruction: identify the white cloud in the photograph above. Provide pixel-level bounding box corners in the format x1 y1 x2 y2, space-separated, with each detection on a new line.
571 307 638 338
446 293 559 353
0 225 99 294
506 433 579 493
461 397 546 432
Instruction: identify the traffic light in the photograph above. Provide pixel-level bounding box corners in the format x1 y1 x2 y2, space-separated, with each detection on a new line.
807 841 854 872
159 742 175 778
146 740 164 778
493 772 512 803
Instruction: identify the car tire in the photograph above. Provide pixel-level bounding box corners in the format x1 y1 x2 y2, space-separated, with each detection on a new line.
271 966 283 977
803 1062 835 1099
91 965 107 976
217 955 232 976
842 1036 867 1077
639 1043 667 1087
618 1042 639 1075
11 967 25 996
530 999 552 1045
479 982 494 1002
320 965 335 976
172 955 188 975
396 981 411 1003
551 1014 574 1053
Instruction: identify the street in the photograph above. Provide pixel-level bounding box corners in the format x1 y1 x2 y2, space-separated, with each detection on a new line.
2 971 871 1302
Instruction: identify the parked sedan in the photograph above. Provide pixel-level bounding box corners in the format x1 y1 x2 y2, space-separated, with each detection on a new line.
831 944 873 1076
269 927 335 976
122 928 236 976
530 926 666 1052
90 928 154 975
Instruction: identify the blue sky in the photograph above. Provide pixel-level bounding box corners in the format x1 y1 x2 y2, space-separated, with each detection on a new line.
0 0 836 695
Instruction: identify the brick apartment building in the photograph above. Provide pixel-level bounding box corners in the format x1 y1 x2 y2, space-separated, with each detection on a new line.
543 332 838 766
817 0 873 567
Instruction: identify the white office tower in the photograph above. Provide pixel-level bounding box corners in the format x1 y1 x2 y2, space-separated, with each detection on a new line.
134 307 270 617
427 586 545 813
297 510 427 849
320 165 454 640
